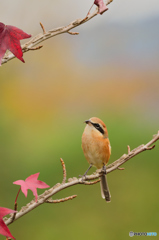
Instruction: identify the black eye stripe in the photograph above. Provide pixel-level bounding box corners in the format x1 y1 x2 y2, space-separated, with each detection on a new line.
92 123 104 135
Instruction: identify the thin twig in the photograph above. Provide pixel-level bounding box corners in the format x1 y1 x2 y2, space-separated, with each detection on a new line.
4 131 159 226
27 45 43 50
80 179 101 185
117 167 125 170
67 31 79 35
127 145 130 154
146 145 155 150
45 195 77 203
1 0 113 65
60 158 66 184
40 22 46 34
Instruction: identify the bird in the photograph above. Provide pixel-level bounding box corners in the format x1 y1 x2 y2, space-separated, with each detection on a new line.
81 117 111 202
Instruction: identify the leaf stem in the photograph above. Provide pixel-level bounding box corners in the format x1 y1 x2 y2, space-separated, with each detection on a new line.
15 187 21 205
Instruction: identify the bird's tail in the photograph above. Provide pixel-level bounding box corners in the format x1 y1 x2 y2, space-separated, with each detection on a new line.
100 174 111 202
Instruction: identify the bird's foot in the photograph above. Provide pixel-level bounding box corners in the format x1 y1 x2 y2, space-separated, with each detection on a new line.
79 174 87 182
100 165 107 175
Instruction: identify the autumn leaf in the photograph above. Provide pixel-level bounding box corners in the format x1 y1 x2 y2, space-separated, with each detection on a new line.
0 207 16 239
85 0 108 19
0 22 31 65
13 173 50 202
94 0 108 14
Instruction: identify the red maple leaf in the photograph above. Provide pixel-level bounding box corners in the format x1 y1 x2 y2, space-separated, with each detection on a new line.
13 173 50 202
0 207 16 239
94 0 108 14
0 22 31 65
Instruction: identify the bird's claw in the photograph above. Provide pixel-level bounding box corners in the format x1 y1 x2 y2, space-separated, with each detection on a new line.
79 174 86 182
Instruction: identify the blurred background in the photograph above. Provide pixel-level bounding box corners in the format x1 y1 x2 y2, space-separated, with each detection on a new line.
0 0 159 239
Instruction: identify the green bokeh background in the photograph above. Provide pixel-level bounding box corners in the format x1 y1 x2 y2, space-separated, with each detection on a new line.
0 1 159 239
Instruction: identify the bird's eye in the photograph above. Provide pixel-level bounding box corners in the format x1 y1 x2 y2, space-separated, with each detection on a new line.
94 123 100 129
92 123 104 134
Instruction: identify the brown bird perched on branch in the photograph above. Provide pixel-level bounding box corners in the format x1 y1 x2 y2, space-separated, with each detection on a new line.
81 117 111 202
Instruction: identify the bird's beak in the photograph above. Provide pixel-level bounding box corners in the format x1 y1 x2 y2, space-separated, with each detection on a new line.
84 120 90 124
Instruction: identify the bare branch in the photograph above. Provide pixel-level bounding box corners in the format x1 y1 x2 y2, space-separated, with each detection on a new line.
1 0 113 65
106 130 159 173
4 131 159 226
